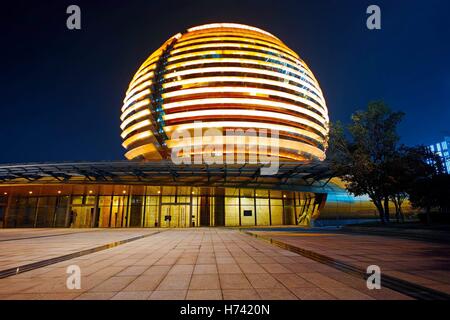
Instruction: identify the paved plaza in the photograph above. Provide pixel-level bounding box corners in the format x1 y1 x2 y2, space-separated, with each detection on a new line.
0 228 442 300
248 229 450 295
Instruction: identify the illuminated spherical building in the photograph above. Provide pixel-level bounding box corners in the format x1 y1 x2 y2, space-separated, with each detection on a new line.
121 23 329 162
0 24 396 229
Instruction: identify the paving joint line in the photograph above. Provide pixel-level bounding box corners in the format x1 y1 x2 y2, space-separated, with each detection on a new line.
240 229 450 300
0 231 163 279
0 230 98 242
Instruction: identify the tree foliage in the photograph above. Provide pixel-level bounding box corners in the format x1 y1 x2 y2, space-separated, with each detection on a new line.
328 101 450 224
327 101 404 223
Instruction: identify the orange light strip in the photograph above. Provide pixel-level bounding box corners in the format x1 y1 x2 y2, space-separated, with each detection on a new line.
180 30 287 53
161 86 327 118
122 130 153 148
162 81 327 121
187 23 279 40
164 66 325 106
126 72 154 95
124 80 153 104
121 119 151 139
170 42 300 66
163 109 327 136
120 109 151 130
121 99 150 121
124 143 158 160
173 36 299 59
165 57 319 91
166 49 316 81
122 89 151 111
164 121 324 145
167 136 325 160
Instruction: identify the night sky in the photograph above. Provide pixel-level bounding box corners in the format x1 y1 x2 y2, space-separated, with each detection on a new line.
1 0 449 164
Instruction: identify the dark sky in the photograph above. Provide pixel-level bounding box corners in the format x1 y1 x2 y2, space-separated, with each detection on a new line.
1 0 449 164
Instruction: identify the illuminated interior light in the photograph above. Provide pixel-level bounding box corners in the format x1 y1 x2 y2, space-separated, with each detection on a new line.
28 191 33 195
121 109 151 130
121 99 151 121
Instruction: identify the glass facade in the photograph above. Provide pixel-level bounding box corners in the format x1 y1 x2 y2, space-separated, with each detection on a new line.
0 184 323 228
428 136 450 174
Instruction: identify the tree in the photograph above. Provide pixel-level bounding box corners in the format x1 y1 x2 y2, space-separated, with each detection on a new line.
384 146 437 222
407 148 450 223
327 101 404 224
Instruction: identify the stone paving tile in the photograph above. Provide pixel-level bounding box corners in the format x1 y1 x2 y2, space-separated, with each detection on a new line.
222 289 261 300
290 287 336 300
217 263 242 274
193 264 218 274
189 274 221 290
123 274 165 291
252 230 450 295
0 228 414 300
76 292 117 300
238 263 267 274
260 263 291 274
157 274 191 290
246 273 284 289
219 274 252 289
0 229 157 271
90 276 136 292
186 289 222 300
149 290 187 300
111 291 152 300
256 288 298 300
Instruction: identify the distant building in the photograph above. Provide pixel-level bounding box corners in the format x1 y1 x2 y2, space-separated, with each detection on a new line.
428 136 450 174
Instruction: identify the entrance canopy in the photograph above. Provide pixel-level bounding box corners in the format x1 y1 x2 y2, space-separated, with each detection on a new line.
0 161 335 193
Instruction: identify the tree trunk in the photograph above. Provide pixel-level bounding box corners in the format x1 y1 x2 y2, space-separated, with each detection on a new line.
384 197 390 223
398 197 405 223
374 200 386 224
426 206 432 225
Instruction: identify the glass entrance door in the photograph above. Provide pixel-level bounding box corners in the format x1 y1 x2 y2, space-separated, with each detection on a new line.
160 204 190 228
